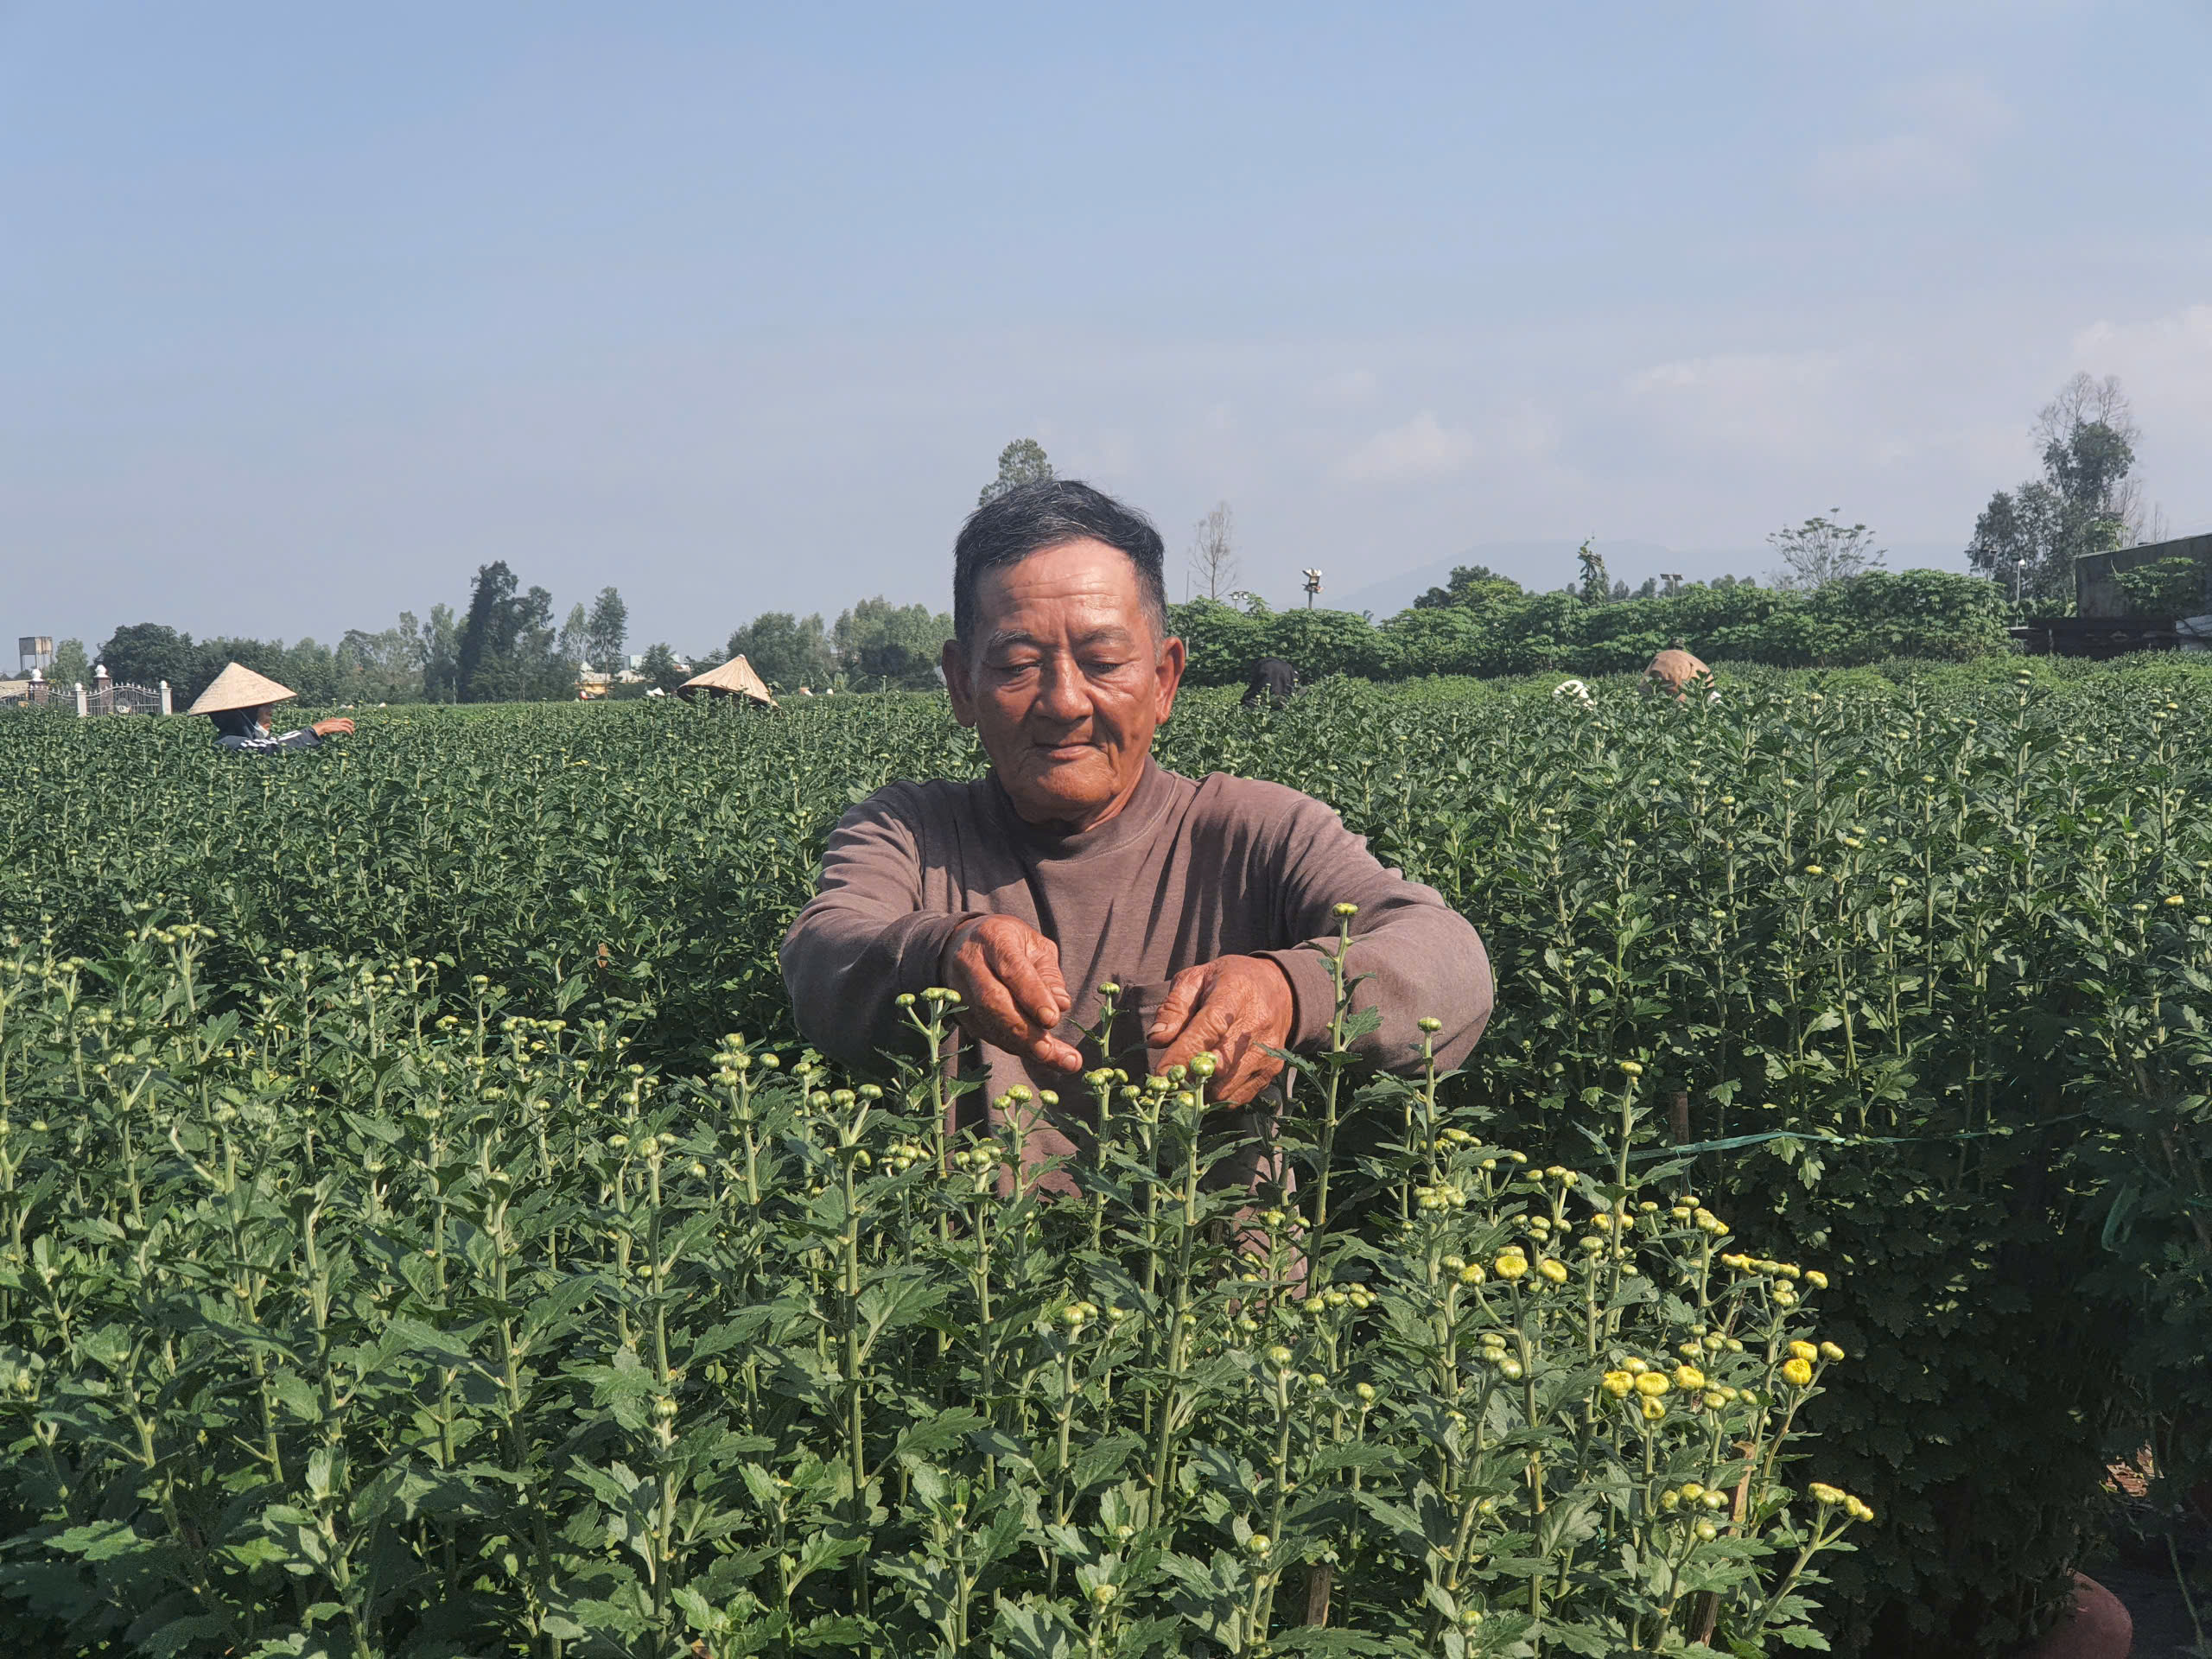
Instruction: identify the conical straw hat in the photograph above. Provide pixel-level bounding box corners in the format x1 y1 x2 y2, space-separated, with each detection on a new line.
1643 647 1710 693
678 654 777 706
187 662 298 715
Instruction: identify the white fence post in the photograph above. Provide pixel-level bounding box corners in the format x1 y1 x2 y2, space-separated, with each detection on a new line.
160 681 173 715
74 683 88 717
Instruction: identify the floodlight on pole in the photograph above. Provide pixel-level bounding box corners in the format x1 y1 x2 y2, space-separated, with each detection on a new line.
1301 569 1323 609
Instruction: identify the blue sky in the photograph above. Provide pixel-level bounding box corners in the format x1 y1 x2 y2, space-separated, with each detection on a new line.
4 3 2209 654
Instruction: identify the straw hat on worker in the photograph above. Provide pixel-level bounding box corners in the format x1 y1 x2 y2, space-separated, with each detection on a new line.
188 662 355 753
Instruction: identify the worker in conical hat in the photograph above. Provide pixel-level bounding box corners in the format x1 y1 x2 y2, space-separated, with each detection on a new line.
186 663 354 753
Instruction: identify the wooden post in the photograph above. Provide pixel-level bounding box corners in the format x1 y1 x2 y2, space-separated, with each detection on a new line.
1301 1562 1332 1626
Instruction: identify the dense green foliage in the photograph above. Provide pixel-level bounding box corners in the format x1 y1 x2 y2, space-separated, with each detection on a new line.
2113 554 2210 618
86 569 950 712
0 931 1861 1656
726 614 839 696
830 600 957 694
455 563 580 706
1168 571 2012 686
94 622 444 709
2 660 2209 1656
1967 412 2137 603
980 440 1054 507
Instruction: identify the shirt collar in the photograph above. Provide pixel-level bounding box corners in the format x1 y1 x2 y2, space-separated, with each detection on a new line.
990 756 1179 859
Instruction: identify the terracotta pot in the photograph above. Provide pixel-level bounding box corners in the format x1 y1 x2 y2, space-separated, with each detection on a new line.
2011 1573 2132 1659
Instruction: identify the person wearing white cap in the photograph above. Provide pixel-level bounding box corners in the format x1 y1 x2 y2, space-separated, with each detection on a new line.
185 663 355 753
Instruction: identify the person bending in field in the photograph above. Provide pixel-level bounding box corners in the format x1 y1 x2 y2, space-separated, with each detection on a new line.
187 662 354 753
1241 655 1299 708
780 480 1492 1193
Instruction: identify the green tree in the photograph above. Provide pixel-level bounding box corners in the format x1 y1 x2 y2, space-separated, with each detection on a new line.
200 637 342 704
47 638 89 687
509 586 572 700
1411 563 1525 611
979 438 1053 506
419 605 461 702
585 587 628 670
558 603 589 668
1768 513 1886 591
1968 375 2140 603
832 597 954 690
1575 540 1609 605
454 562 519 701
727 612 837 692
334 621 426 703
98 623 198 691
453 566 570 702
637 642 685 692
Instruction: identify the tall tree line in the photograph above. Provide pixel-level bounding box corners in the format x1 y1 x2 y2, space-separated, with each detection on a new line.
720 598 953 694
92 569 632 709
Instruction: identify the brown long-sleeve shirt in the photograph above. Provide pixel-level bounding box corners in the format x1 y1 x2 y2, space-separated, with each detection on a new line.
780 759 1492 1172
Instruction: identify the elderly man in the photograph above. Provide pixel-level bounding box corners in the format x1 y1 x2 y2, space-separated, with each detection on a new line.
780 480 1491 1183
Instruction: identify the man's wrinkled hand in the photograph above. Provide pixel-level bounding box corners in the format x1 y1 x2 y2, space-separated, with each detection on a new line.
940 915 1083 1072
1149 955 1294 1105
312 717 354 738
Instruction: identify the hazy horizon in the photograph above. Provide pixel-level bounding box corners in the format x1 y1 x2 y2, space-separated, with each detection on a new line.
5 4 2209 656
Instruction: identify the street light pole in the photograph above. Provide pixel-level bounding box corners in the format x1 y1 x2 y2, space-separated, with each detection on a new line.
1301 569 1323 609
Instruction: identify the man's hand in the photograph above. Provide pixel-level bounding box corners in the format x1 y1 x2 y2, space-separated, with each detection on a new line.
1149 955 1295 1105
311 717 355 738
941 915 1083 1072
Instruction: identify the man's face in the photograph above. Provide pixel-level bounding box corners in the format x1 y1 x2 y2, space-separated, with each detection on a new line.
944 538 1186 832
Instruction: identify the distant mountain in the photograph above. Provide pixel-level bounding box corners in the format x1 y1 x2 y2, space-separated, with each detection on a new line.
1334 539 1969 619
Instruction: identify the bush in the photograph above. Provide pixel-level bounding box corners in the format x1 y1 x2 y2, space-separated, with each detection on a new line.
1159 672 2199 1655
0 930 1866 1656
2113 554 2209 617
1173 572 2014 687
4 670 2209 1655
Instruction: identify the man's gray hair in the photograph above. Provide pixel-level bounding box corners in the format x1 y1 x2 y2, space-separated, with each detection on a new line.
953 480 1169 648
